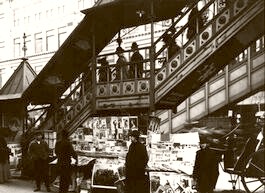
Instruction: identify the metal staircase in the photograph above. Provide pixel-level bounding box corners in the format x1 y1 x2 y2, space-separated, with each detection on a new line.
154 0 264 109
25 0 264 136
156 37 265 133
25 0 201 135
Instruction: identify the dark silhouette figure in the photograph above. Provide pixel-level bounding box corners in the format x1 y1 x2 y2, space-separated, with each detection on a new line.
98 57 109 82
125 130 149 193
28 133 50 192
193 144 220 193
187 6 204 40
115 47 128 80
55 129 78 193
129 42 144 79
0 135 10 183
163 33 180 59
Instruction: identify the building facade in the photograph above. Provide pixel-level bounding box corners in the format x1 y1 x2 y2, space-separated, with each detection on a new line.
0 0 170 88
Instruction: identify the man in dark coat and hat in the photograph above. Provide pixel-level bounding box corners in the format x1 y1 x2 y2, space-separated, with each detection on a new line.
125 130 149 193
193 143 220 193
129 42 144 79
98 57 109 82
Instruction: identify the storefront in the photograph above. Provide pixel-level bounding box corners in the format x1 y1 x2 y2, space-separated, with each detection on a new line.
51 115 200 193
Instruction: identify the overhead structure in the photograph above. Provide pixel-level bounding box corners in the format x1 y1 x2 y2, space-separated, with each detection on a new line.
22 0 195 104
22 0 264 135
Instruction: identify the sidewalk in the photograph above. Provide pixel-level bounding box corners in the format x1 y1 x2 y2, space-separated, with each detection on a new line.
0 164 247 193
0 178 56 193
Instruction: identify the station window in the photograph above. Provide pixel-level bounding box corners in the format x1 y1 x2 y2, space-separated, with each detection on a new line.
255 38 264 52
35 33 43 53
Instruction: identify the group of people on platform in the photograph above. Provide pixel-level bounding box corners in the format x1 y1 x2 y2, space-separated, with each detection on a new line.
97 4 207 83
98 41 144 83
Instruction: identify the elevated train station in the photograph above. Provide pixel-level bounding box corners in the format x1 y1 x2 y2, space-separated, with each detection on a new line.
0 0 264 192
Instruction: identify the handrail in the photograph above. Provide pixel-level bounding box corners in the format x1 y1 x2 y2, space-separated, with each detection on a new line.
154 0 217 59
153 0 199 45
26 72 88 132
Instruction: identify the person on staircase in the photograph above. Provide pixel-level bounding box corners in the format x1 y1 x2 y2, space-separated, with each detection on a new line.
187 5 204 41
162 32 180 60
129 42 144 79
115 46 128 81
98 57 109 82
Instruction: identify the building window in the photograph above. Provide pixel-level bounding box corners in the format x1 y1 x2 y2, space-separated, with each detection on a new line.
58 6 65 14
35 33 43 53
58 27 67 47
0 41 4 59
14 38 21 57
0 69 3 88
78 0 85 9
46 30 56 51
35 65 43 74
0 13 4 20
25 35 32 56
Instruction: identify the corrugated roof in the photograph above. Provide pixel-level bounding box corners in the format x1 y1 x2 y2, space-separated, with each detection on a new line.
0 58 37 100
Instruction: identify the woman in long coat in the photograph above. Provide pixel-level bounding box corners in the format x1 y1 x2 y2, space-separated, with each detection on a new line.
0 135 10 183
193 144 220 193
125 130 149 193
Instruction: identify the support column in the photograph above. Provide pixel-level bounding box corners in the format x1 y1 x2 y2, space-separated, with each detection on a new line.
91 22 96 113
247 46 252 92
149 0 155 113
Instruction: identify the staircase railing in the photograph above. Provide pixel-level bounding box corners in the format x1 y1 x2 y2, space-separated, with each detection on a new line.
26 72 88 132
154 0 263 89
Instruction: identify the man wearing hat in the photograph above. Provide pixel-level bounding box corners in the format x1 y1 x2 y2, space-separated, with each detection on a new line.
98 57 109 82
28 132 50 192
125 130 149 193
129 42 144 79
55 129 78 193
115 46 128 80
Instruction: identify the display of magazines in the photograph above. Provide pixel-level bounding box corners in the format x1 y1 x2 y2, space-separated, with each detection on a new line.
71 116 138 157
147 132 200 175
150 172 195 193
91 163 125 190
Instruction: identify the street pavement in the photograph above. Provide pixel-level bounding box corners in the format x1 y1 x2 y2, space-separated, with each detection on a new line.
0 164 248 193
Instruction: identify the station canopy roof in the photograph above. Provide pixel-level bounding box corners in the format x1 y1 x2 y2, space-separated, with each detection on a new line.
0 59 36 102
22 0 196 105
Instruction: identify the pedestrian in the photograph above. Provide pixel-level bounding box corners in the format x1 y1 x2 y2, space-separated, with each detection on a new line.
115 46 128 80
187 6 204 41
125 130 149 193
0 134 10 183
55 129 78 193
28 132 51 192
98 57 109 82
192 143 220 193
162 33 180 60
129 42 144 79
